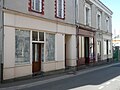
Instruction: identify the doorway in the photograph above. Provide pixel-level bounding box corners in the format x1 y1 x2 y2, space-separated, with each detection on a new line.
65 35 72 68
32 43 41 73
84 37 89 65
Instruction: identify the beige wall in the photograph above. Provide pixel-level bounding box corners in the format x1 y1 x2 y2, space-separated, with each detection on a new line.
3 12 76 79
4 0 75 24
65 35 76 66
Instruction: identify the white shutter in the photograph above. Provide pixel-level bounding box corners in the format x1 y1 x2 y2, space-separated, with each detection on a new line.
39 0 42 12
57 0 59 17
61 0 64 18
88 9 91 26
84 6 86 25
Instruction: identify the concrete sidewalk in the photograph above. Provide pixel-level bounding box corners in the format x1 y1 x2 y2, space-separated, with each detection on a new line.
0 62 120 90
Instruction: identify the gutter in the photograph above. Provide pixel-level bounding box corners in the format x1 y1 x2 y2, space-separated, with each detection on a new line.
1 0 4 83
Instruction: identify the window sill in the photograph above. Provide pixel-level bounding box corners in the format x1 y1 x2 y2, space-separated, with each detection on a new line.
55 16 65 20
15 62 31 67
29 9 44 15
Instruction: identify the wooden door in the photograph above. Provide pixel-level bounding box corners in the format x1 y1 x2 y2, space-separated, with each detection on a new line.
32 43 41 73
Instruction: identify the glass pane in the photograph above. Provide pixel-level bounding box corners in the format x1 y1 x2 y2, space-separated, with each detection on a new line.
15 30 30 63
39 32 44 41
41 44 44 62
32 31 38 41
35 44 38 62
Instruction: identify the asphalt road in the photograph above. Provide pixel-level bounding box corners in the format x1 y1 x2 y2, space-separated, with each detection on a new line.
20 64 120 90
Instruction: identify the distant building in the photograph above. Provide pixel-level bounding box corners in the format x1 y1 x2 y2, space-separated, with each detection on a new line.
113 35 120 46
76 0 113 65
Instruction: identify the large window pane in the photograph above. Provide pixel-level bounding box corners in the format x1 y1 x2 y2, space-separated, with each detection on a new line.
46 33 55 61
15 30 30 63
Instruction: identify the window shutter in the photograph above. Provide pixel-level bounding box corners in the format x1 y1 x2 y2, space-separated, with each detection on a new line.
88 9 91 26
56 0 59 17
39 0 42 12
61 0 64 18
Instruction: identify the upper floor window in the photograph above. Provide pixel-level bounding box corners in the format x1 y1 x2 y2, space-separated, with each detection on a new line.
84 3 91 26
86 8 89 25
29 0 44 14
96 11 101 29
97 15 100 29
106 17 109 31
55 0 65 19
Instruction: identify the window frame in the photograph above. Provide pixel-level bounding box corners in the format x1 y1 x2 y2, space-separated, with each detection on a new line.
84 3 91 26
29 0 44 15
55 0 65 20
106 17 109 31
15 29 30 64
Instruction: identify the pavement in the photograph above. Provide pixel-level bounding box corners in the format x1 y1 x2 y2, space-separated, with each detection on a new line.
0 62 120 90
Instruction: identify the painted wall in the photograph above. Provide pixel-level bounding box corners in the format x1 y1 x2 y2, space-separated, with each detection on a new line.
4 0 75 25
65 35 76 66
3 12 76 79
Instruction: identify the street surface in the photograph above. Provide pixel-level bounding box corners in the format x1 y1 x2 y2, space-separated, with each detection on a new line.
1 63 120 90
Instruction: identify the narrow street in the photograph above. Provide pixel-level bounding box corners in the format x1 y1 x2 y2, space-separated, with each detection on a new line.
1 63 120 90
20 63 120 90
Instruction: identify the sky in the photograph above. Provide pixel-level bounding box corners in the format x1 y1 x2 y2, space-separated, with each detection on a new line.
100 0 120 36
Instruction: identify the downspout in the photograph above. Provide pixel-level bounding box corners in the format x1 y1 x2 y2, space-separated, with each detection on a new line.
1 0 4 83
75 0 79 69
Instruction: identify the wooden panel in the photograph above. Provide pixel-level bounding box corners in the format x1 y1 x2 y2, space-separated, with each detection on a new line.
78 29 94 37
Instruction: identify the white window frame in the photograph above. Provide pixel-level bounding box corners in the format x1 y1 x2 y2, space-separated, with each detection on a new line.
84 3 91 26
31 0 42 12
96 11 101 29
106 17 109 31
56 0 65 19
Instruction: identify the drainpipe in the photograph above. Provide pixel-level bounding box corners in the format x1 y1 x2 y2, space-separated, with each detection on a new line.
1 0 4 83
75 0 79 69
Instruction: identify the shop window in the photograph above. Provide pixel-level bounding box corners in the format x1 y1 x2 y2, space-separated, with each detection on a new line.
15 30 30 64
46 33 55 61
